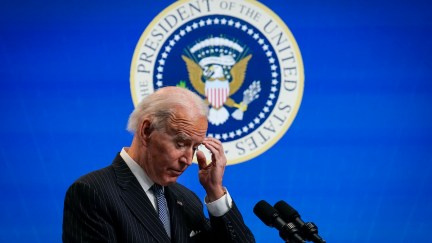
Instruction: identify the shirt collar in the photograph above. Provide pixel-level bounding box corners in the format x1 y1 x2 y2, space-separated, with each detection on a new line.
120 147 154 193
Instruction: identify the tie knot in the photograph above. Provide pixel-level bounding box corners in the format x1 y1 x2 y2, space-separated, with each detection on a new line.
151 184 164 196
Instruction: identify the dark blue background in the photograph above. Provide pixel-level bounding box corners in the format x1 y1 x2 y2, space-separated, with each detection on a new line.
1 0 431 242
157 14 279 139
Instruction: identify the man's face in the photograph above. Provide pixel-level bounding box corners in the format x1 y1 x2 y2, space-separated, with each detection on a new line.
143 113 208 186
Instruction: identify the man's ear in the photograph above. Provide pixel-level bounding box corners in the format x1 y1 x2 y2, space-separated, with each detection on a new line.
138 119 152 146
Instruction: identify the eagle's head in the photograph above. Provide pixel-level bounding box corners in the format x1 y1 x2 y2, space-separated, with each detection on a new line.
203 64 226 80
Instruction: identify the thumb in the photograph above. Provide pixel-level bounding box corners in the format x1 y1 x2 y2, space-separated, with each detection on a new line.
196 150 207 169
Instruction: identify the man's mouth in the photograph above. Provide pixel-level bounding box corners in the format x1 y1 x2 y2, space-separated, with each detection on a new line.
169 169 183 176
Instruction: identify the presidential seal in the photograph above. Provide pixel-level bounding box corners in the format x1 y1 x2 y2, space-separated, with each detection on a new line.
130 0 304 165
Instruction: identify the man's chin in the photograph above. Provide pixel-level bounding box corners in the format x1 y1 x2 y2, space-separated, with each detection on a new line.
160 175 179 186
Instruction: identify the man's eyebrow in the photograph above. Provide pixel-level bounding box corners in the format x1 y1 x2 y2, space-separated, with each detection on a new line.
173 133 203 147
173 132 192 142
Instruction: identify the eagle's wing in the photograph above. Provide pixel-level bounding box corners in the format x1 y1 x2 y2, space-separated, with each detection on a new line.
181 55 205 95
229 54 252 95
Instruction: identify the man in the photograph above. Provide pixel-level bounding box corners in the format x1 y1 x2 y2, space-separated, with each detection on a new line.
63 86 255 242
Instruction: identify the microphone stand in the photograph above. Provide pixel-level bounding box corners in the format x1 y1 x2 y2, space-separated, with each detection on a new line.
301 222 326 243
279 222 304 243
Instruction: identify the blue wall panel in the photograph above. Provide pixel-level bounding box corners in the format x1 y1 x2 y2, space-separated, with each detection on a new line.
1 0 431 242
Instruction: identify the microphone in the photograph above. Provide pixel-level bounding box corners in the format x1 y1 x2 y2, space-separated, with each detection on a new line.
253 200 305 243
274 201 326 243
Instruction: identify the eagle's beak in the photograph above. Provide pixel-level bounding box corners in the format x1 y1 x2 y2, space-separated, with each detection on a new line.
204 66 214 79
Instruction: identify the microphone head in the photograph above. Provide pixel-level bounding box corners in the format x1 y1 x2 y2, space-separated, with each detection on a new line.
253 200 279 226
274 200 300 221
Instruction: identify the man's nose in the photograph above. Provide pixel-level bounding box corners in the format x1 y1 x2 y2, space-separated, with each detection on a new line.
180 147 194 165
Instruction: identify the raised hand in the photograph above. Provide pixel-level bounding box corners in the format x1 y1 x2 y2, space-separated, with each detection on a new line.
196 137 227 202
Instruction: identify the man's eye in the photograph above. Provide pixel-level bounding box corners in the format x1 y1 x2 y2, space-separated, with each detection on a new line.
176 142 185 148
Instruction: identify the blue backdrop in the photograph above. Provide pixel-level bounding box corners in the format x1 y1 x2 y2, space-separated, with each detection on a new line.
1 0 431 242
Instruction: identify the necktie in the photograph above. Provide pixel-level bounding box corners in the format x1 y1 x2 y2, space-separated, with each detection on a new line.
151 184 171 238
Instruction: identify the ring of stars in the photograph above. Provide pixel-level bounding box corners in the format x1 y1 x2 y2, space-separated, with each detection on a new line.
155 17 280 141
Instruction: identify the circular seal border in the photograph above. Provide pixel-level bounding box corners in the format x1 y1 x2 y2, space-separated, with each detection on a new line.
130 0 304 165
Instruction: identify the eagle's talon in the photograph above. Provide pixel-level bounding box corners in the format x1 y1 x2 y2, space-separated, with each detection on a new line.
234 102 248 112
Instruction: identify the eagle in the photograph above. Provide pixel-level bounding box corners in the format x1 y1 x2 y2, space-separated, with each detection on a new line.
182 54 252 125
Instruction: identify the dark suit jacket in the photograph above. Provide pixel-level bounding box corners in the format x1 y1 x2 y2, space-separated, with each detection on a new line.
63 154 255 243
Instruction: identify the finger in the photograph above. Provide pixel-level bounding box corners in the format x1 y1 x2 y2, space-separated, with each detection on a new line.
202 138 223 155
202 139 227 167
204 137 222 147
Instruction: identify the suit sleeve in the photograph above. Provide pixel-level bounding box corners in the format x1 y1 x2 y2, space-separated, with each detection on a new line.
62 181 117 243
208 201 256 243
170 184 255 242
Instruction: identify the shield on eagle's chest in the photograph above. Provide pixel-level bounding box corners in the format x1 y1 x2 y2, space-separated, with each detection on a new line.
205 80 230 109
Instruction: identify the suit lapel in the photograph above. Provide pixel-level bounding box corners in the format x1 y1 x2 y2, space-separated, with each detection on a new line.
166 186 189 243
112 154 171 243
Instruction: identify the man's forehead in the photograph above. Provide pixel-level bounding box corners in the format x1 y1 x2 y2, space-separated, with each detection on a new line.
168 125 206 142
